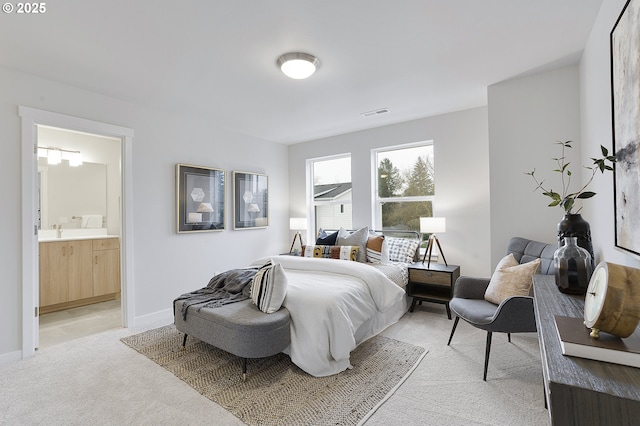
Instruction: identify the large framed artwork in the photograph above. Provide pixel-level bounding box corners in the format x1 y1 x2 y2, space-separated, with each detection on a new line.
611 0 640 255
233 171 268 229
176 164 226 233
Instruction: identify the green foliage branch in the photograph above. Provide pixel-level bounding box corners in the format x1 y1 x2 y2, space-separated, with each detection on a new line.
525 141 616 214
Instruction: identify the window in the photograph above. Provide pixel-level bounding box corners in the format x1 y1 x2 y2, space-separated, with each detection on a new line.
372 142 434 231
307 154 352 234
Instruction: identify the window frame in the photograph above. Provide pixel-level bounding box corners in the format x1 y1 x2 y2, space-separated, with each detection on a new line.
306 153 353 237
371 140 435 230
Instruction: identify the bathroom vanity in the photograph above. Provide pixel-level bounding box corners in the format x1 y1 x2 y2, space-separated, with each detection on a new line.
39 235 120 314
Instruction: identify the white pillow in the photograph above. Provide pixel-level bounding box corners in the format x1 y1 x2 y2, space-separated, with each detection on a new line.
484 254 541 305
336 226 369 262
386 237 419 263
251 259 288 313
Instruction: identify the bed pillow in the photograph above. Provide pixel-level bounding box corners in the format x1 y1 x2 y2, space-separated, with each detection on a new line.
315 228 338 245
386 237 420 263
366 234 389 263
302 245 359 261
484 254 541 305
251 259 288 314
336 226 369 262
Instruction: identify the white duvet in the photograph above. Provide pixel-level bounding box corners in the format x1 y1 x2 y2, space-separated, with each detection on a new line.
251 255 406 377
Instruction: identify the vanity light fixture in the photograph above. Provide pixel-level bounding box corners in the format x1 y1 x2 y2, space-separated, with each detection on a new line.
277 52 319 79
47 148 61 165
38 146 83 167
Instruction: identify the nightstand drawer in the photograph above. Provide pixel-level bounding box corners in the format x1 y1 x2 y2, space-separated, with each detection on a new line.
410 269 452 286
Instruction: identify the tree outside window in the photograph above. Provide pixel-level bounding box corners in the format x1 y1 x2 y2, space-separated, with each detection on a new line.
374 143 434 232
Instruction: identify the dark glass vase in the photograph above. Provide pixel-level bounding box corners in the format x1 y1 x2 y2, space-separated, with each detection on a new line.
553 236 593 294
557 213 594 269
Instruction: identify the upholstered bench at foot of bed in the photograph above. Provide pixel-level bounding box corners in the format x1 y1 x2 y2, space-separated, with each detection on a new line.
174 299 291 380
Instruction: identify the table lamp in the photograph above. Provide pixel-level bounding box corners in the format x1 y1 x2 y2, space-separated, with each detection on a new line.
289 218 306 254
420 217 448 268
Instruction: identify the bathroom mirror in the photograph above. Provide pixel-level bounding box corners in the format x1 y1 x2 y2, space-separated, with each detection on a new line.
38 159 107 230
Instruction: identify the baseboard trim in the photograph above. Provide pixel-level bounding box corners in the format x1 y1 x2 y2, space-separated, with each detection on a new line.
0 349 23 366
133 308 173 330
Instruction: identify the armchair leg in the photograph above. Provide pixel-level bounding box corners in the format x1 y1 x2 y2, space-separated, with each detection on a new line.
507 333 511 343
483 332 492 381
447 316 460 345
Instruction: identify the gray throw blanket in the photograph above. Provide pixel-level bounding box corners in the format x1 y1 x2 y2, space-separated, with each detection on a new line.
174 268 258 320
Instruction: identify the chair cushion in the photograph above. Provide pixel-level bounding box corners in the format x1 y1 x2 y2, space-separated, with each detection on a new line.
484 254 541 305
507 237 556 275
449 298 499 325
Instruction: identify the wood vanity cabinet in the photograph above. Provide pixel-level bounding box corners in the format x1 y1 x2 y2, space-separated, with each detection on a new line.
39 237 120 313
39 240 93 307
92 238 120 297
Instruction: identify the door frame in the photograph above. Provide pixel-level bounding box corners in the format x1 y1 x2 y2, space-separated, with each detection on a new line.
20 106 135 357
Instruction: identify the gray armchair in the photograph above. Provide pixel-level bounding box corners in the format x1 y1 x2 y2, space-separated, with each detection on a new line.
447 237 556 380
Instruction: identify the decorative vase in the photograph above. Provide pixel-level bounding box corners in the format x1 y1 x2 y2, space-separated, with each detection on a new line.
553 236 593 294
557 213 594 269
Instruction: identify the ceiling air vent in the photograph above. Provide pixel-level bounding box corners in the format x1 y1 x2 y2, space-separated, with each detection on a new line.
361 108 390 117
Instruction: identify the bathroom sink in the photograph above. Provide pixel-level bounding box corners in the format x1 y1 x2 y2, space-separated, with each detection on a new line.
38 228 117 242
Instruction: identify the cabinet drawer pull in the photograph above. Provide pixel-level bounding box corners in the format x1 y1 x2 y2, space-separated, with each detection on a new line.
95 256 98 265
70 246 74 255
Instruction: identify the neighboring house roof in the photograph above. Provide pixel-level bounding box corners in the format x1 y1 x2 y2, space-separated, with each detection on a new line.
314 183 352 201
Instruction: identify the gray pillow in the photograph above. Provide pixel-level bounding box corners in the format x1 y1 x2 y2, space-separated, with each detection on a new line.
337 226 369 263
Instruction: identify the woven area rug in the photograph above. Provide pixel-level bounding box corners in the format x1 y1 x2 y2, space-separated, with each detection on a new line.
121 325 427 426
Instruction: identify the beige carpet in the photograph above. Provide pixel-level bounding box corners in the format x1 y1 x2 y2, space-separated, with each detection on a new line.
1 307 548 425
121 325 427 426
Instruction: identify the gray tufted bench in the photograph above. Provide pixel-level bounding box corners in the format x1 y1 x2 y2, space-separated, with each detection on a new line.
174 298 290 380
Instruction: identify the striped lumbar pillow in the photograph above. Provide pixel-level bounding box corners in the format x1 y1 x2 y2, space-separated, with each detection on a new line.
366 235 389 263
251 259 288 314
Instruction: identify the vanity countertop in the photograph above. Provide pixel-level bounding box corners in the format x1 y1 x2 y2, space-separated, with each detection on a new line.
38 227 118 243
39 235 119 243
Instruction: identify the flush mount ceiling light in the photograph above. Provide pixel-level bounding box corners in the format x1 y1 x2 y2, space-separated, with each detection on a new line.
277 52 319 79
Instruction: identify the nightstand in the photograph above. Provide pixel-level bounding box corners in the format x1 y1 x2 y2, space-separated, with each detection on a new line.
407 262 460 319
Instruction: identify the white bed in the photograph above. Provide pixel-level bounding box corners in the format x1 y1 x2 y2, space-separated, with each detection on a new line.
250 254 412 377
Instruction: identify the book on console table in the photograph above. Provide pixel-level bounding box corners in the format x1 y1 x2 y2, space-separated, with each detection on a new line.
554 315 640 369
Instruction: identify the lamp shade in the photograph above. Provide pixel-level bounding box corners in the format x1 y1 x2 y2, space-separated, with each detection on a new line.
290 217 307 230
420 217 446 234
196 202 214 213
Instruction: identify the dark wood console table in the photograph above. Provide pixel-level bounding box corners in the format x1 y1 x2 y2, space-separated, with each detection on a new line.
533 275 640 425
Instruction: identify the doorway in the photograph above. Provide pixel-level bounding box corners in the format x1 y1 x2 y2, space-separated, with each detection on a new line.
20 106 134 357
37 126 122 348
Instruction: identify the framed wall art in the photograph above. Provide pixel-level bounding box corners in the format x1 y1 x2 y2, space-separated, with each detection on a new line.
611 0 640 255
176 163 226 233
233 171 268 229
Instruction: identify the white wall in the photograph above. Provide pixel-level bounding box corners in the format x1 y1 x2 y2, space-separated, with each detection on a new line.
580 0 640 269
0 66 289 359
289 107 492 278
487 66 582 266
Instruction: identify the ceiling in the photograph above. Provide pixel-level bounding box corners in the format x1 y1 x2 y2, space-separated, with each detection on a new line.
0 0 603 144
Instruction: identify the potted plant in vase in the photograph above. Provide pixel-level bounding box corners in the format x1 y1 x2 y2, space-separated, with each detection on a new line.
526 140 616 294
